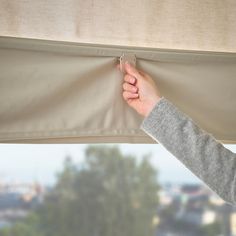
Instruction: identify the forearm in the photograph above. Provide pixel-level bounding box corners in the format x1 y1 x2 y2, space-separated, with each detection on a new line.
141 97 236 205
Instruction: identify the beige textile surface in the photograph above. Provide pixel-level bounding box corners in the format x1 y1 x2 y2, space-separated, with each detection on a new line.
0 0 236 52
0 36 236 143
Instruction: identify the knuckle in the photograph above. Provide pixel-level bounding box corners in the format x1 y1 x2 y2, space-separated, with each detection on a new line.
128 76 135 84
122 91 127 99
130 78 135 84
122 83 126 90
124 74 130 82
124 74 134 84
132 86 137 92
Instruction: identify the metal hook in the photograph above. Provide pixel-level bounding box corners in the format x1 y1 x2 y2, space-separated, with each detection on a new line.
119 53 136 73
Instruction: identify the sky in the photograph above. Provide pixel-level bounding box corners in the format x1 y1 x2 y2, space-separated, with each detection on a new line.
0 144 235 187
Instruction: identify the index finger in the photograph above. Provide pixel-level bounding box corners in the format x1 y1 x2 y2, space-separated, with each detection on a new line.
124 62 142 80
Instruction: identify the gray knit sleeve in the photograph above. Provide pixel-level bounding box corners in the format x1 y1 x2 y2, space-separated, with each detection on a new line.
140 97 236 205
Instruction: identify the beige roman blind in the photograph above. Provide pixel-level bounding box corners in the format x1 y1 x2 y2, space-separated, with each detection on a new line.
0 0 236 143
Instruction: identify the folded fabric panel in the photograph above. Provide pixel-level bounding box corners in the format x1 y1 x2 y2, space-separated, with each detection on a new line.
0 36 236 143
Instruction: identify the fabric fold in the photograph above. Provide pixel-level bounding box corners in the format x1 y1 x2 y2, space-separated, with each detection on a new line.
0 36 236 143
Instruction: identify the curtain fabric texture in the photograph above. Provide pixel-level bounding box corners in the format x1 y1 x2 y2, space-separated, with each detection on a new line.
0 36 236 143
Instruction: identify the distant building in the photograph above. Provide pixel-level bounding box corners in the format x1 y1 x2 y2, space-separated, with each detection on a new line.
158 189 173 206
0 180 46 229
230 212 236 236
176 207 216 226
168 183 218 226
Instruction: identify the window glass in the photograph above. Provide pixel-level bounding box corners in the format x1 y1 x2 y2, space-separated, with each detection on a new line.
0 144 235 236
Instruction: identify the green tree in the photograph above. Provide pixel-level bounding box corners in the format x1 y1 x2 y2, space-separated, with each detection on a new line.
1 145 160 236
0 213 43 236
199 221 221 236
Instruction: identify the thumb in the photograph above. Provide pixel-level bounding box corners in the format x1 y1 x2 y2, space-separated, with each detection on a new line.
124 62 142 80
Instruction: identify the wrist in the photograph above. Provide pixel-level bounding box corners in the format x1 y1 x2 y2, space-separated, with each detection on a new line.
144 96 162 117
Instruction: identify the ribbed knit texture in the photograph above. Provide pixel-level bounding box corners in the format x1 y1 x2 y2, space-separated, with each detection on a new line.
141 97 236 205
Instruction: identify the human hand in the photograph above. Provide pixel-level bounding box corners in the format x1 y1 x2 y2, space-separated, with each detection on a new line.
117 62 162 117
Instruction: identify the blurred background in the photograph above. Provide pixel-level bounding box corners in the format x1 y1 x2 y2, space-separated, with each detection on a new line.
0 144 235 236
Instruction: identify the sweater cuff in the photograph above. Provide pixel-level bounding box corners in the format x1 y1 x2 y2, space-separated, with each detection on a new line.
140 96 175 142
